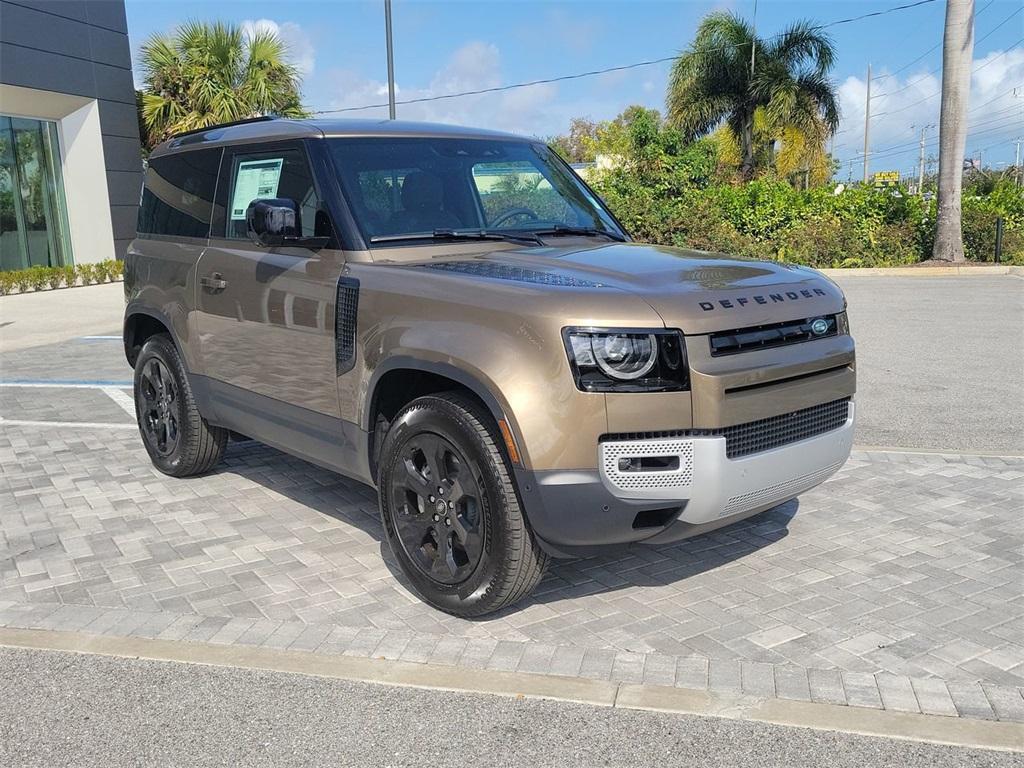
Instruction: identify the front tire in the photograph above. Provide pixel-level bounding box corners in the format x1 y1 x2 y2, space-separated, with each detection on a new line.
133 333 227 477
378 393 548 617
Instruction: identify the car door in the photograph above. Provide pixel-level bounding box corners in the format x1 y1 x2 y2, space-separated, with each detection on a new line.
194 140 347 425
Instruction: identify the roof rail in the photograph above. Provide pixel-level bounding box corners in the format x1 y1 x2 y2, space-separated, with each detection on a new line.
168 115 278 142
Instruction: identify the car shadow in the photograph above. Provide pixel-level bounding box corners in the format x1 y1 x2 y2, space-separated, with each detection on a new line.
215 439 796 617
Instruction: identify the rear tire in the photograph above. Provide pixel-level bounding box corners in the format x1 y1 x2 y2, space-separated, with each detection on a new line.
133 333 227 477
378 393 548 617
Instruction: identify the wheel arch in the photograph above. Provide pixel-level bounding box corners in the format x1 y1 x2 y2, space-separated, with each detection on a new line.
123 307 184 369
364 357 526 480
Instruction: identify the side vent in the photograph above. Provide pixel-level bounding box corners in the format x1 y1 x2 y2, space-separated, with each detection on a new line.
335 276 360 375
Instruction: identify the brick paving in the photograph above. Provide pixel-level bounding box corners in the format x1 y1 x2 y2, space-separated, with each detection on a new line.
1 389 1022 722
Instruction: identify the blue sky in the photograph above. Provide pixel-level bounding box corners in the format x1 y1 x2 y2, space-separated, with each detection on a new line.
125 0 1024 172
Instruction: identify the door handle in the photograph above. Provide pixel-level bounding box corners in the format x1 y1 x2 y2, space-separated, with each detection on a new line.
200 273 228 291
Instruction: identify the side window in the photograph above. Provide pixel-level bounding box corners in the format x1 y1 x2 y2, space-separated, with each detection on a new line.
222 146 321 239
471 160 572 227
138 149 221 238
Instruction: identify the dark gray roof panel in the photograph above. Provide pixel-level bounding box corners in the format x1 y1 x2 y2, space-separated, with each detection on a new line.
151 118 532 156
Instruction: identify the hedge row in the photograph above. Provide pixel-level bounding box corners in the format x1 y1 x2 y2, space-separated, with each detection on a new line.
0 260 124 296
594 175 1024 268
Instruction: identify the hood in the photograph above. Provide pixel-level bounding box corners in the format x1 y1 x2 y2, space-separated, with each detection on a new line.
423 242 846 335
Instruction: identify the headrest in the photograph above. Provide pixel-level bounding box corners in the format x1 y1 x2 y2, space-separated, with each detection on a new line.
401 171 444 212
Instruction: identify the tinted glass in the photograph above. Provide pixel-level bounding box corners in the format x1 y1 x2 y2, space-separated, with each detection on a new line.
0 115 72 270
138 149 221 238
327 138 621 242
222 147 320 239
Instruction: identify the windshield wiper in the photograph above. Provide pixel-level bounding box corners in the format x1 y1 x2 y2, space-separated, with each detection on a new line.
369 229 543 246
528 225 626 242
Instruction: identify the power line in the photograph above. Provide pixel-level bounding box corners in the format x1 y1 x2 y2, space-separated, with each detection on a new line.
312 0 942 115
872 41 1022 118
838 112 1023 164
871 0 995 83
838 109 1022 162
871 5 1020 99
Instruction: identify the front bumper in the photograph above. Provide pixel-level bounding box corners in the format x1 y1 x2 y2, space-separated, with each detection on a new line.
516 402 855 557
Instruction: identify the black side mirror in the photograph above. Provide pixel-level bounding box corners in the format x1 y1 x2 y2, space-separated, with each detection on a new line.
246 198 329 249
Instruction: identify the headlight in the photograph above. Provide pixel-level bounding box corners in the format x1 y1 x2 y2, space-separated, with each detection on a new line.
563 328 689 392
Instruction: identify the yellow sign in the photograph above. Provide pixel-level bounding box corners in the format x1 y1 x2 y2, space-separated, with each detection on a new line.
874 171 900 187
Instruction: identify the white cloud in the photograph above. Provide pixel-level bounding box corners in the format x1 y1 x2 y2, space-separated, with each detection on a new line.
241 19 316 78
832 48 1024 171
323 41 567 136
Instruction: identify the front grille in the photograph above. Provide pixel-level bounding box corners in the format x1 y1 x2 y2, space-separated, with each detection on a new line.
603 398 851 459
709 314 838 356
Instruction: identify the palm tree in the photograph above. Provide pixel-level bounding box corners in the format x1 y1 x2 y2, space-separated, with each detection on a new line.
667 12 839 180
932 0 975 262
138 21 308 149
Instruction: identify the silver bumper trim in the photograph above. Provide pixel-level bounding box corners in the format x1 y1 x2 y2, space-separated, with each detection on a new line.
598 402 856 524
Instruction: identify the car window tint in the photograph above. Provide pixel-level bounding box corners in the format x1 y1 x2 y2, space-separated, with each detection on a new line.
471 161 573 227
223 147 320 240
138 149 221 238
327 138 621 243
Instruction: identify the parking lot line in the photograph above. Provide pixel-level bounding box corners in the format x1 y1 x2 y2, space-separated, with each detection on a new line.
0 380 132 388
0 417 136 430
101 386 136 417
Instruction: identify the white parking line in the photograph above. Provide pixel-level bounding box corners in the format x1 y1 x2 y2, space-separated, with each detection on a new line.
0 382 131 389
101 386 137 417
0 418 136 430
80 335 122 340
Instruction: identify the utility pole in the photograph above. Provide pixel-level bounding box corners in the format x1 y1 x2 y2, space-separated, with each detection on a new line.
384 0 396 120
1014 138 1023 187
750 0 758 76
863 64 871 184
915 124 934 195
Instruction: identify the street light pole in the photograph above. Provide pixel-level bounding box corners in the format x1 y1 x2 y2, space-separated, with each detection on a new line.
385 0 396 120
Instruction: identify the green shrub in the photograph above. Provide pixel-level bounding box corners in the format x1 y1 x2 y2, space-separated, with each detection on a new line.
77 264 97 284
0 260 123 293
13 270 33 292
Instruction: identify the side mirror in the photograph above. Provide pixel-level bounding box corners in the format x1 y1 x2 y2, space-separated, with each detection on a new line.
246 198 329 249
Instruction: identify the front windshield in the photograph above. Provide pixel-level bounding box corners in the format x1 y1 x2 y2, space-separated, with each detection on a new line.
326 137 623 244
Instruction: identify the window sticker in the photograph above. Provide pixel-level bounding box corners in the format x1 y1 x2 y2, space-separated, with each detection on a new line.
230 158 284 220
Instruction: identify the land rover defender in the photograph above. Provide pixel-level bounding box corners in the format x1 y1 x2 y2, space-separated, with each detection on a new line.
124 117 856 616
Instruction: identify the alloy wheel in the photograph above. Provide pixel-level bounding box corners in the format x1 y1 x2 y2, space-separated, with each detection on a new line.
389 433 485 585
138 357 179 457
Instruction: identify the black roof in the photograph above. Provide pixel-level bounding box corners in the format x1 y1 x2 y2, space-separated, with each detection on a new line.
155 117 534 155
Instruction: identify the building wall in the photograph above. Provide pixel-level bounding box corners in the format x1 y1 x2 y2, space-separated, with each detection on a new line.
0 0 141 262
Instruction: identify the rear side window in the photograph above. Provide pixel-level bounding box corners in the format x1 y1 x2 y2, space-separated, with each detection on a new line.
138 149 222 238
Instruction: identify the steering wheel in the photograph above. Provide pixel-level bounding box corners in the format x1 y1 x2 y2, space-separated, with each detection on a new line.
490 207 540 228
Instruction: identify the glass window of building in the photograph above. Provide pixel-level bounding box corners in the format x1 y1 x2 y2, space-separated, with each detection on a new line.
0 115 73 271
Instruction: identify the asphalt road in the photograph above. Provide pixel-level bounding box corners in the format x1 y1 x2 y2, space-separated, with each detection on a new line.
0 647 1016 768
834 275 1023 453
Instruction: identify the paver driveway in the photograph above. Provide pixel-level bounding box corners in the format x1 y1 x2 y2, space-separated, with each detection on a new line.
1 401 1022 722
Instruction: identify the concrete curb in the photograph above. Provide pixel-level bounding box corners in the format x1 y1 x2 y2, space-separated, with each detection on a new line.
820 265 1023 277
2 627 1021 754
852 444 1024 459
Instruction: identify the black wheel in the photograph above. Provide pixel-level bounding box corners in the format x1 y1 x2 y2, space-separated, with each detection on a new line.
134 334 227 477
378 393 549 616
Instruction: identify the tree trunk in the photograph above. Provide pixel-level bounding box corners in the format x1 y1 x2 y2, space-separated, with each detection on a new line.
740 114 755 181
932 0 975 262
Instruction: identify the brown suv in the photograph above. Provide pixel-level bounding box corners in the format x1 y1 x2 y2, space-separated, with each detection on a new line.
124 117 856 616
